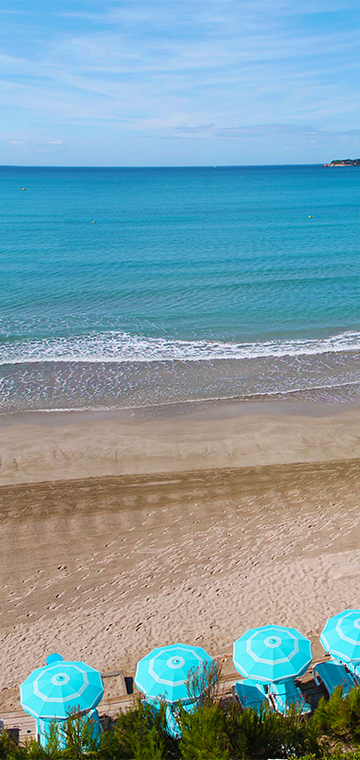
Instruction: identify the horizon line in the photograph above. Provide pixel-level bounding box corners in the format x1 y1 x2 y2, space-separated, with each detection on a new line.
0 162 326 169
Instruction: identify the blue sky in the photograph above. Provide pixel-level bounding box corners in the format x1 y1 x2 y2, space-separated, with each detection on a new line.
1 0 360 165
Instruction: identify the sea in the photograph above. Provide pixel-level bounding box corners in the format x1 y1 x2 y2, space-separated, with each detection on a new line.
1 164 360 416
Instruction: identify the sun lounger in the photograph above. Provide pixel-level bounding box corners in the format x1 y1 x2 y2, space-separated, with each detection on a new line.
268 680 311 715
165 705 182 740
145 698 197 739
37 708 101 749
313 661 356 697
233 680 269 714
145 697 161 713
346 662 360 682
166 701 198 739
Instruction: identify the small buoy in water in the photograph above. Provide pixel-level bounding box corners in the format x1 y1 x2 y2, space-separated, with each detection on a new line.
22 187 26 191
92 220 96 224
308 215 312 218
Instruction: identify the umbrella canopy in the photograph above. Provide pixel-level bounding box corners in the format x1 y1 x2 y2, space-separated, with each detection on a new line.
20 659 104 719
233 625 312 684
46 653 64 666
320 609 360 663
135 643 213 704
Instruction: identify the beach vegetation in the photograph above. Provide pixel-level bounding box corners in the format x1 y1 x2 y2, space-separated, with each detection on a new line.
185 659 221 706
179 703 230 759
3 684 360 759
221 701 320 759
312 684 360 748
99 700 167 759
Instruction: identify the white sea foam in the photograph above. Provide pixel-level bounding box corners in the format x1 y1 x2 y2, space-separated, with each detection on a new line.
1 330 360 367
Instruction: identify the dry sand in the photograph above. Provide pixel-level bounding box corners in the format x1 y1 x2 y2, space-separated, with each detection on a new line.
0 427 360 701
0 406 360 711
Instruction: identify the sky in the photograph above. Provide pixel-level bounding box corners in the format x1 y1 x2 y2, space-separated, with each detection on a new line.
0 0 360 165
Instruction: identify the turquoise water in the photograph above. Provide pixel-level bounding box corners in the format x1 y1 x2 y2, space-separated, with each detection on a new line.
1 165 360 413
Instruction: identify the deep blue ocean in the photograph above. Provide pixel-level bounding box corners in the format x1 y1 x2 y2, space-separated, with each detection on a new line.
1 164 360 414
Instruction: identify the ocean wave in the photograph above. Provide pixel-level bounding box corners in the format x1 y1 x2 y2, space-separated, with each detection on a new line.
1 330 360 367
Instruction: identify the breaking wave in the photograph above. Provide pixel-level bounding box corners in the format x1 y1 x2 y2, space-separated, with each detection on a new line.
1 330 360 367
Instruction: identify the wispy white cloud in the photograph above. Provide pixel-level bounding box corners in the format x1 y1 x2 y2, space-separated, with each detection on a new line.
158 122 360 142
0 1 360 164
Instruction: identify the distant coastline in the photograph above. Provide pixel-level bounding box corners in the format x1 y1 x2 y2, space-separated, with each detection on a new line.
323 158 360 167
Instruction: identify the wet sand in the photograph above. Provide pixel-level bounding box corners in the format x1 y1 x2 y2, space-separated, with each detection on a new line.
1 404 360 485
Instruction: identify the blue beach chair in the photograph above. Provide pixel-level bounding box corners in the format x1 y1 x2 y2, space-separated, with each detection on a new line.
313 661 356 697
165 705 182 739
268 680 311 715
37 708 101 749
347 662 360 683
233 679 269 714
145 698 197 739
144 697 162 713
167 701 199 739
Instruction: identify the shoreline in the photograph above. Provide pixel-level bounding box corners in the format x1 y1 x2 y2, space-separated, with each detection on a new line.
3 344 360 419
0 390 358 426
1 397 360 486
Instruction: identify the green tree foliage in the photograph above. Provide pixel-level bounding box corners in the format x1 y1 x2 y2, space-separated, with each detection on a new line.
179 703 230 759
61 713 100 759
0 732 51 760
101 699 166 759
4 684 360 760
186 660 221 707
222 701 320 759
329 158 360 165
312 684 360 746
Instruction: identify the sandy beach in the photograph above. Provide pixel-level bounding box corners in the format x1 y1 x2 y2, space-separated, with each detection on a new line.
1 402 360 485
0 403 360 710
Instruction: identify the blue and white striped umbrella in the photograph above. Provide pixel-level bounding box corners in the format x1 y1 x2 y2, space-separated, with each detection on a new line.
135 643 213 704
233 625 312 684
20 659 104 719
321 609 360 663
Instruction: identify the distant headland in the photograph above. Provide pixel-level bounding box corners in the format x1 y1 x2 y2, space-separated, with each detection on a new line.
323 158 360 167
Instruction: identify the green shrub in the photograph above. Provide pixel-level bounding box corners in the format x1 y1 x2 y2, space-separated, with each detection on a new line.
0 732 58 760
179 703 230 759
61 713 100 759
313 685 360 745
296 752 360 760
5 685 360 760
186 660 221 707
105 700 166 759
222 701 320 759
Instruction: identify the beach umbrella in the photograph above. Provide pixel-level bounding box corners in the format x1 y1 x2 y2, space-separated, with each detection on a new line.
320 609 360 663
135 643 213 704
20 656 104 719
233 625 312 684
